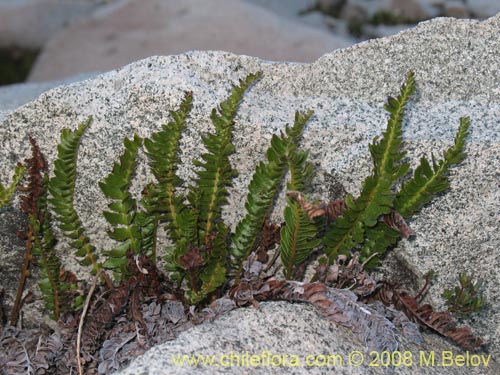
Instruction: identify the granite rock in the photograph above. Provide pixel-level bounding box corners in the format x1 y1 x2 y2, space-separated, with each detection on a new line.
0 14 499 375
0 71 99 115
115 302 497 375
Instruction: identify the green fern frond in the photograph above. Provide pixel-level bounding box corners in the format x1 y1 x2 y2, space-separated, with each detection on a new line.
323 72 415 261
31 175 62 319
192 72 261 243
280 144 320 279
48 117 103 276
0 164 26 208
189 222 229 304
359 222 400 268
281 202 321 279
180 73 261 303
231 110 314 269
188 260 227 305
99 134 142 277
370 71 415 180
144 92 195 243
394 117 470 218
136 183 159 263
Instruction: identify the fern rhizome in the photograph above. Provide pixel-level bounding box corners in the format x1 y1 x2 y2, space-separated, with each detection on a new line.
1 71 483 374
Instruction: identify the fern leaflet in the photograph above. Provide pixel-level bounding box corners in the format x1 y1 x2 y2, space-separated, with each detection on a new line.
0 164 26 208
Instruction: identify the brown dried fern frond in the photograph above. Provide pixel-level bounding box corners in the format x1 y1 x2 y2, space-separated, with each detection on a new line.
395 290 483 350
253 280 398 353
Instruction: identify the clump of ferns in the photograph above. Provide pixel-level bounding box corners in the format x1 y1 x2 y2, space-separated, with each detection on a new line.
278 71 469 281
331 73 467 264
10 70 470 320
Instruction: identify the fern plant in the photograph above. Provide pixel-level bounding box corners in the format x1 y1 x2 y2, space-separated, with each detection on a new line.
317 72 470 268
143 73 260 303
357 118 470 267
7 138 81 323
0 163 25 208
40 72 316 304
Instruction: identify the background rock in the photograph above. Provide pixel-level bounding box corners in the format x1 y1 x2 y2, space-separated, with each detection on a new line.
316 0 499 39
0 14 498 375
467 0 500 18
27 0 354 82
0 0 109 49
444 1 471 18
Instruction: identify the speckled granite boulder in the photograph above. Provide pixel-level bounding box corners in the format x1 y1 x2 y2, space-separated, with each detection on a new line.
115 302 497 375
0 15 499 375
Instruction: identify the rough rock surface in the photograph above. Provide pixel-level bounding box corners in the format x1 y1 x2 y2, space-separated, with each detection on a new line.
0 15 499 375
115 302 497 375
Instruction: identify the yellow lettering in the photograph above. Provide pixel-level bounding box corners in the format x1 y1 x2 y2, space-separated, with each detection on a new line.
316 354 326 366
305 354 315 366
249 355 260 366
289 355 300 367
482 354 492 367
220 354 229 367
271 354 282 366
441 351 454 366
261 351 271 366
454 354 465 366
420 351 434 367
